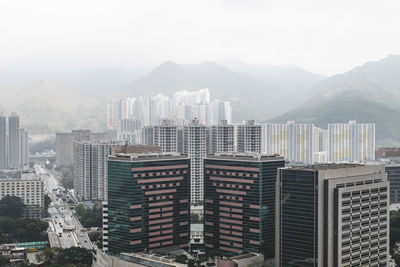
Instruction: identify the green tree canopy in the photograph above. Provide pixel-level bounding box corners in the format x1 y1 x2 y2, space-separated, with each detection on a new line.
0 196 25 218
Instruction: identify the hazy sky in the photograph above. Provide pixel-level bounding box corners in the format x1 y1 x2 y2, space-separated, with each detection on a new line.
0 0 399 75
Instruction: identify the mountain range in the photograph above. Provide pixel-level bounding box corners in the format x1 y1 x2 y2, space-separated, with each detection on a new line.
2 55 400 146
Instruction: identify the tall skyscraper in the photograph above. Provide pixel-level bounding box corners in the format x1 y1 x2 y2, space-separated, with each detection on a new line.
153 120 178 153
19 128 29 169
237 120 261 153
56 130 108 166
0 113 6 169
204 153 285 257
276 163 389 266
261 121 314 164
385 164 400 204
8 113 20 169
73 141 123 201
328 121 375 162
107 152 190 254
209 120 235 153
183 119 207 203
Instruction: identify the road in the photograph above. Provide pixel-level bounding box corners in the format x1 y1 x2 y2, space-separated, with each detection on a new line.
35 165 93 250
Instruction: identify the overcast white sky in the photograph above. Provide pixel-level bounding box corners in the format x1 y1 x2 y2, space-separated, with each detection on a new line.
0 0 399 76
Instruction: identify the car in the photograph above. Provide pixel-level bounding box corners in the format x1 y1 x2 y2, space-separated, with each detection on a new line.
84 240 87 243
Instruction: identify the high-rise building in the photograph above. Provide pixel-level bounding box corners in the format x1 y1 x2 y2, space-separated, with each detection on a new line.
385 164 400 204
237 120 261 153
107 152 190 254
261 121 314 164
141 126 154 146
19 128 29 169
8 113 20 169
276 163 389 266
204 153 285 257
183 119 207 203
0 114 7 169
73 141 123 201
328 121 375 162
56 130 108 166
153 120 178 153
209 120 235 153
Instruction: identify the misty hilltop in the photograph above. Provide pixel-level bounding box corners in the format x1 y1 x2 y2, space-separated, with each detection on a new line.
3 55 400 146
271 55 400 146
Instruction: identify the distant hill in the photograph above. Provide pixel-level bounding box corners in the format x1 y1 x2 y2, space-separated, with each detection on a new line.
119 61 324 121
0 80 105 133
271 55 400 146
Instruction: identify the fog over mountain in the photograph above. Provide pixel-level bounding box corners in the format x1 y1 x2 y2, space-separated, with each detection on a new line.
272 55 400 146
2 55 400 146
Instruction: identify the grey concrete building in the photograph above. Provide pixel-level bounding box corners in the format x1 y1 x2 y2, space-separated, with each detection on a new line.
8 113 20 170
73 141 123 201
276 163 389 267
209 120 235 153
184 118 207 203
0 114 6 169
56 130 108 167
237 120 261 153
153 120 178 153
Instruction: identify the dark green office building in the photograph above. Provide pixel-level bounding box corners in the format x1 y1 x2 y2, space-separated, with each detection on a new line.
107 152 190 254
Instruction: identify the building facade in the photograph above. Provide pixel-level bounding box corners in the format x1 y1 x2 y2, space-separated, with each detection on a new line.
56 130 108 167
0 114 7 169
107 153 190 254
237 121 261 153
153 121 178 153
328 121 375 162
8 113 20 170
261 121 314 164
204 153 285 257
385 164 400 204
73 141 123 201
276 164 389 266
0 171 44 219
183 119 207 203
210 120 235 153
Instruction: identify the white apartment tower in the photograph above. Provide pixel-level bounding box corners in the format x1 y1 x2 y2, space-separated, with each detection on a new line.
328 121 375 162
153 120 178 153
209 120 235 153
8 113 20 170
261 121 314 164
73 141 121 201
237 120 261 153
184 118 207 203
0 114 6 169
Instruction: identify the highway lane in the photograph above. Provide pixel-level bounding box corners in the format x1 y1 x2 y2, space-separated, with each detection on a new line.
38 164 93 250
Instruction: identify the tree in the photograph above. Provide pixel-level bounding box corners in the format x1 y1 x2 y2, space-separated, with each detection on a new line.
55 247 92 266
0 196 25 218
75 204 86 216
0 254 10 266
175 254 188 264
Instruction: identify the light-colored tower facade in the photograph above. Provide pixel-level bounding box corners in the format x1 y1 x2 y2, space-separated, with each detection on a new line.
276 163 389 266
8 113 20 169
184 119 207 203
153 120 178 153
73 141 122 201
261 121 314 164
19 128 29 169
237 120 261 153
209 120 235 153
0 114 6 169
328 121 375 162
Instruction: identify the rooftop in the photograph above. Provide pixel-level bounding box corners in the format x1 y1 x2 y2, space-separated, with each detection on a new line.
109 152 189 162
206 152 284 162
286 163 365 171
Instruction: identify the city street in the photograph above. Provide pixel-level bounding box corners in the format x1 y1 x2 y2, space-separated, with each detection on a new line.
36 165 93 250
